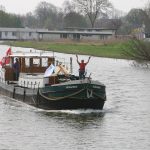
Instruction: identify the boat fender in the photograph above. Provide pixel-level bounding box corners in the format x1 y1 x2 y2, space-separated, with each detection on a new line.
36 88 40 106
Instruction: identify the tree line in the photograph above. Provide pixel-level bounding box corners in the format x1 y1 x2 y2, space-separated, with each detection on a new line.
0 0 150 35
0 6 22 28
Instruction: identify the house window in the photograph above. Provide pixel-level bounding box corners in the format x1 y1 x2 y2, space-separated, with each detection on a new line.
12 32 16 36
62 33 67 38
145 33 150 38
29 32 32 36
73 34 80 39
60 34 63 38
5 32 8 36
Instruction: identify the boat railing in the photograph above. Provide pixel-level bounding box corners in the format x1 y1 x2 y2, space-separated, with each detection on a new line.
18 73 45 89
19 73 44 78
19 80 40 89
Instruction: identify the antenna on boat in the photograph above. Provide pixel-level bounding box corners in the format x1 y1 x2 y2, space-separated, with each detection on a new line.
52 51 54 58
70 57 73 74
52 51 55 65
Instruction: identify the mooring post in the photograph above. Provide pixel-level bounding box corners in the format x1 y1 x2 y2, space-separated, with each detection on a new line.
24 81 25 88
36 88 39 107
13 87 16 98
23 88 26 102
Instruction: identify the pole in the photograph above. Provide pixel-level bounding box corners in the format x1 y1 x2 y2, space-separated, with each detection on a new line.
70 57 73 74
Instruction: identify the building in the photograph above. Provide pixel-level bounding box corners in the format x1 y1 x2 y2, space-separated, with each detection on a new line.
0 27 47 40
0 27 116 41
131 26 145 40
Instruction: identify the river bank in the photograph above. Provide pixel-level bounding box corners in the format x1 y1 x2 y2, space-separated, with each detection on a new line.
2 40 133 59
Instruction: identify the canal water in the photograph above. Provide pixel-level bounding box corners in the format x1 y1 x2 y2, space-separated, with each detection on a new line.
0 45 150 150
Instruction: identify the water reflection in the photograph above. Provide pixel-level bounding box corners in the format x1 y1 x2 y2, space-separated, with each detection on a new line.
43 110 105 128
1 94 106 129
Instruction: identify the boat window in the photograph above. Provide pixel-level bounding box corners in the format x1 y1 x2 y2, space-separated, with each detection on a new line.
33 58 40 66
25 58 30 67
42 58 48 67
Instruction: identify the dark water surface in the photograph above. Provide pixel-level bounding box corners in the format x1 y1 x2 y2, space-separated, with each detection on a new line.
0 45 150 150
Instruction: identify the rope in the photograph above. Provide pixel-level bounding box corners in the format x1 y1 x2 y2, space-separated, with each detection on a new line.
39 88 85 101
39 88 106 102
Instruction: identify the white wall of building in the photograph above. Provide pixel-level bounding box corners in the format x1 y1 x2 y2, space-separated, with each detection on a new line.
42 33 60 40
0 27 115 41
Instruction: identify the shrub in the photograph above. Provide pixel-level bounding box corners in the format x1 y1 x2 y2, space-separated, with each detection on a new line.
123 39 150 66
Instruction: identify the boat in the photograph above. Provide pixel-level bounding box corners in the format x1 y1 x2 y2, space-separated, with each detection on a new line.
0 49 106 110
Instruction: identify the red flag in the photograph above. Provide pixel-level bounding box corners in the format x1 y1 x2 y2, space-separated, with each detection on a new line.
0 57 5 66
0 57 10 66
5 57 10 64
5 47 12 64
0 48 12 66
6 48 12 56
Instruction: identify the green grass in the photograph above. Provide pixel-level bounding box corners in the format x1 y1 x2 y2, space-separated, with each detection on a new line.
3 40 133 59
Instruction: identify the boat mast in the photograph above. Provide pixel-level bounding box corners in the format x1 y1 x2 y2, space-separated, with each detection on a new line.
70 57 73 74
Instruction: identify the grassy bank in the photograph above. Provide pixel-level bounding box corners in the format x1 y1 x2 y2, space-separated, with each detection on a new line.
3 40 133 59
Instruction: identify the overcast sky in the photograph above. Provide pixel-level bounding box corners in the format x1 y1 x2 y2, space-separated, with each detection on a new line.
0 0 149 15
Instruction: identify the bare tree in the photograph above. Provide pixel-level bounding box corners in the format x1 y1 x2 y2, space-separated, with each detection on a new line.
64 12 88 27
110 8 125 19
21 12 38 28
145 1 150 18
35 1 57 27
63 0 75 14
109 8 124 34
34 1 64 29
74 0 112 28
0 5 5 11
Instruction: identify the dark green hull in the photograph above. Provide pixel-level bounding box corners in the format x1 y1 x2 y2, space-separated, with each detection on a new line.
37 79 106 110
0 79 106 110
